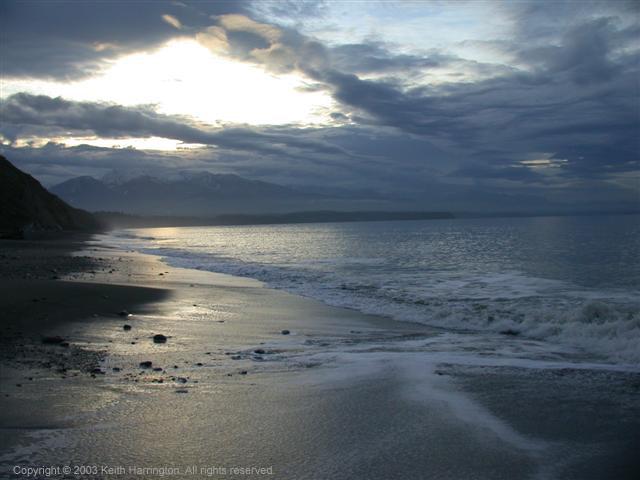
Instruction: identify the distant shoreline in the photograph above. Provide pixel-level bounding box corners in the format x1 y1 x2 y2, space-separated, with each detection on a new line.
96 210 455 229
95 209 640 230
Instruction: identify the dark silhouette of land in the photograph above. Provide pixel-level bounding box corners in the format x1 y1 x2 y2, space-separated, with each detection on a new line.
0 156 101 238
96 210 455 229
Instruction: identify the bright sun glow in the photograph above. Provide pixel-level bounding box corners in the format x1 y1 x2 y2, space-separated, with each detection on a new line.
2 39 335 134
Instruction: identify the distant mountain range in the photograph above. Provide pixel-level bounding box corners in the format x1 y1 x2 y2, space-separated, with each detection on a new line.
51 171 333 216
0 156 100 238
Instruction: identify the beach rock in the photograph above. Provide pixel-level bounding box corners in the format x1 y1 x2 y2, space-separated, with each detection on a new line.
254 349 266 355
239 370 248 375
112 367 121 372
118 310 130 317
153 334 167 344
175 389 188 393
90 368 105 375
41 336 65 345
139 361 153 369
281 330 290 335
153 367 163 372
123 324 132 331
196 362 203 366
176 377 188 383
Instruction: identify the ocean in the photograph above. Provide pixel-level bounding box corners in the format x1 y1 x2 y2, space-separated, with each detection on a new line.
106 214 640 364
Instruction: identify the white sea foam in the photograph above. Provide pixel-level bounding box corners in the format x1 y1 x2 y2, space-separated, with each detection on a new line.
288 349 550 452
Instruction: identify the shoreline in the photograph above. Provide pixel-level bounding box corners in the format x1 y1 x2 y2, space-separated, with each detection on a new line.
1 234 639 479
104 226 640 368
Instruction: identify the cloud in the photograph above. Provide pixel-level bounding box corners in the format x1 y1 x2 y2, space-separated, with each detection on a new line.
0 93 348 159
162 14 182 30
0 0 248 79
330 43 446 75
248 0 329 24
2 0 637 212
191 5 638 192
448 164 544 183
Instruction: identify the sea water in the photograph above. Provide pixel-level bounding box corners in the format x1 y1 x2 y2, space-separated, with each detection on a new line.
107 214 640 364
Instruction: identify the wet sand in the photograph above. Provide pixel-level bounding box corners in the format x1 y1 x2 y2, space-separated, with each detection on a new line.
1 236 639 479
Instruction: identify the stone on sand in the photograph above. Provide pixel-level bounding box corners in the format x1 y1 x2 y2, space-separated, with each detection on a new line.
41 336 65 345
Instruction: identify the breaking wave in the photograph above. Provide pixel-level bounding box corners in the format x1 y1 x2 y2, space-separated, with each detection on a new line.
131 245 640 364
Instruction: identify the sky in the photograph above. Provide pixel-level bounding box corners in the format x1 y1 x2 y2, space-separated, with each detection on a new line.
1 0 639 213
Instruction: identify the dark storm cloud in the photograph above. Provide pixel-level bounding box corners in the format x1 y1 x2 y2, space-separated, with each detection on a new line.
0 0 249 79
448 164 544 183
0 93 347 158
514 18 632 85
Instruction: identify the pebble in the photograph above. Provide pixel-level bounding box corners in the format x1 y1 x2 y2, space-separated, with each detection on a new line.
500 329 520 336
41 336 65 345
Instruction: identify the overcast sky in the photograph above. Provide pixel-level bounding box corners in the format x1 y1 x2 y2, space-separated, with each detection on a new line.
1 0 638 212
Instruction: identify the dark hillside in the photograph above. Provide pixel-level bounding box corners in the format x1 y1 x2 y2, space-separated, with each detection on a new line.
0 155 101 238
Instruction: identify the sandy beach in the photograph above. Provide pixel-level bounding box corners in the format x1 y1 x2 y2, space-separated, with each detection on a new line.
1 235 639 480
